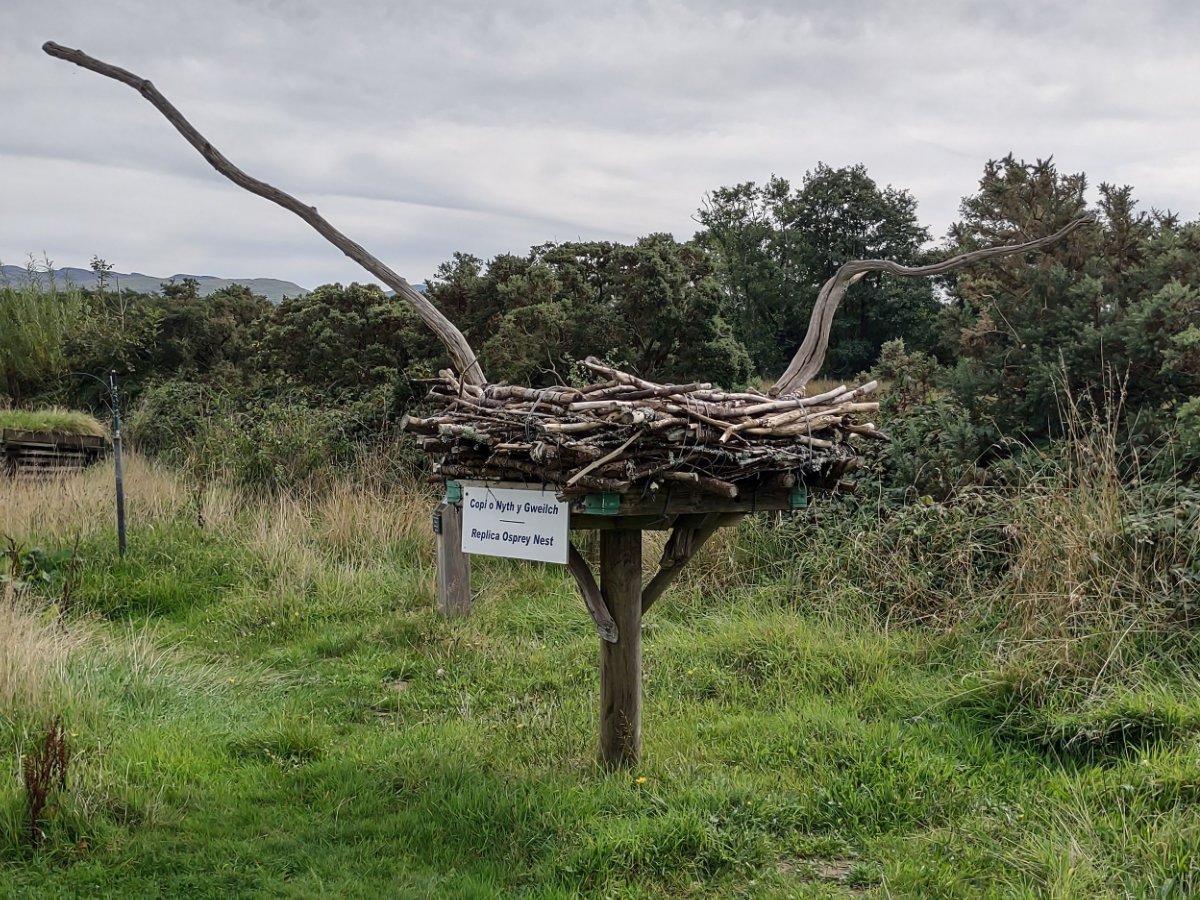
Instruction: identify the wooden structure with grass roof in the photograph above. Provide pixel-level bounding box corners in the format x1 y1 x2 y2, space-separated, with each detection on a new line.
45 40 1090 767
1 411 108 478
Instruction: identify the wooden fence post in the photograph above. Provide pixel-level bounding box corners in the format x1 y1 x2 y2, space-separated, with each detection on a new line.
599 528 642 768
435 501 471 617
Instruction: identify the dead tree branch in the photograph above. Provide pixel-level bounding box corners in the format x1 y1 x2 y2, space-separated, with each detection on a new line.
771 216 1094 396
42 41 486 387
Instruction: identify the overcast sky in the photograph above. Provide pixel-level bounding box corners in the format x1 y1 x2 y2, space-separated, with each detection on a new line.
3 1 1199 289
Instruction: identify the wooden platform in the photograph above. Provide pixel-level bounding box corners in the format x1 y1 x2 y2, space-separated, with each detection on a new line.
1 429 108 478
444 477 807 529
433 478 816 768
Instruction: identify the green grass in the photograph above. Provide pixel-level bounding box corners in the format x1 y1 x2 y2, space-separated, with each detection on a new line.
2 473 1200 897
0 408 107 438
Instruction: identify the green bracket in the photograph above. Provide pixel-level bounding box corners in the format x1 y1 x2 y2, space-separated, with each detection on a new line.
790 484 808 509
444 479 463 504
583 492 621 516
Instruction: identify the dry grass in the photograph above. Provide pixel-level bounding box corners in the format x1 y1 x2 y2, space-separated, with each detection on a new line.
804 377 851 396
1008 478 1130 634
0 453 237 541
235 482 434 597
743 375 850 398
1 457 437 729
0 582 85 722
313 486 435 561
1001 391 1195 653
2 450 435 599
245 496 326 596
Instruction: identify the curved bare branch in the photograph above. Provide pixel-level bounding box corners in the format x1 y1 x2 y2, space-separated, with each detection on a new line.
43 41 486 387
770 216 1094 397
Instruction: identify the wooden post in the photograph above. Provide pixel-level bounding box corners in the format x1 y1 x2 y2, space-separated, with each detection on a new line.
435 501 471 617
599 528 642 768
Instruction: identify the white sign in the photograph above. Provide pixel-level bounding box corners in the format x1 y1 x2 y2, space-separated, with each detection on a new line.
461 486 569 564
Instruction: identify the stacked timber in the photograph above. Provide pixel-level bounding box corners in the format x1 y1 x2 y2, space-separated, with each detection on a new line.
402 357 886 498
1 429 107 478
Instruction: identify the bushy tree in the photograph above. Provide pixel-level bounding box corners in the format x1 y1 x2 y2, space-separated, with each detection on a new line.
943 155 1200 443
695 164 938 378
254 283 441 396
60 280 273 406
426 235 752 387
147 282 271 381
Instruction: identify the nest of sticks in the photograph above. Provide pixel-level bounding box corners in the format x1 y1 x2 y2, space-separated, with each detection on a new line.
401 358 886 499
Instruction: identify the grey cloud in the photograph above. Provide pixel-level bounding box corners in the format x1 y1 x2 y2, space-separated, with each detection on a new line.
3 0 1200 287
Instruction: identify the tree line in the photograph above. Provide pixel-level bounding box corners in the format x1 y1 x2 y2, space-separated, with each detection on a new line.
3 154 1198 486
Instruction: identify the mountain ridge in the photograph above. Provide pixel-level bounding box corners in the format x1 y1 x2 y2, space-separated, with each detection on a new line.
0 265 311 303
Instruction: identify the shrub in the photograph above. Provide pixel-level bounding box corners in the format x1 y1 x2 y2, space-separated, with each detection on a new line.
126 380 228 458
881 397 986 502
228 402 356 492
870 339 989 501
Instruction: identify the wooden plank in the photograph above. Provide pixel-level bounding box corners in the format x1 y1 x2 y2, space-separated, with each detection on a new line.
435 502 472 618
1 429 105 449
566 543 618 643
599 529 642 769
569 514 675 531
16 469 88 480
450 478 544 491
568 486 798 519
13 455 90 466
443 478 814 518
9 448 93 459
10 459 89 468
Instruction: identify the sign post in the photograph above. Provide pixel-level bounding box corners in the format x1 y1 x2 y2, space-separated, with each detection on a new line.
435 483 570 618
434 499 471 617
109 370 126 557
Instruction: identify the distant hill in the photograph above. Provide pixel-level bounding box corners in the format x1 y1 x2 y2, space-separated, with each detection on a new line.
385 284 427 296
0 265 310 303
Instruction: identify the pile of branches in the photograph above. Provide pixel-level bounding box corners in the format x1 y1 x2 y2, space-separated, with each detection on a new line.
401 358 885 498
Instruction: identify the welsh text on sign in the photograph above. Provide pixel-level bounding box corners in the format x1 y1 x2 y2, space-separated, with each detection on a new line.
460 486 569 564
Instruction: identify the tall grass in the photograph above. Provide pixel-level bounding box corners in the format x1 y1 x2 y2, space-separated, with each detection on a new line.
691 382 1200 780
0 455 203 540
0 262 88 403
0 582 83 724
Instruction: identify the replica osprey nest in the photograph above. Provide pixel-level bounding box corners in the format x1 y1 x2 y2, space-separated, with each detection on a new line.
46 40 1092 768
403 358 878 499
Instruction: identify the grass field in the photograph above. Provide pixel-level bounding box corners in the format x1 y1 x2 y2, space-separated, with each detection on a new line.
2 457 1199 898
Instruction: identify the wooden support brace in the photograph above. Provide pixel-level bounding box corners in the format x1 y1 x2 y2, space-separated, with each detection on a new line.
567 542 619 643
641 512 745 613
659 513 711 560
435 501 472 617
